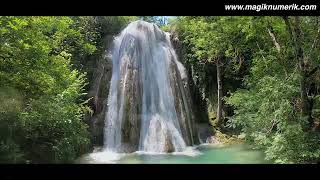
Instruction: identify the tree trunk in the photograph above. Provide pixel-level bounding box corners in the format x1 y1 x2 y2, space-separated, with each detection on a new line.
216 58 223 128
294 16 312 128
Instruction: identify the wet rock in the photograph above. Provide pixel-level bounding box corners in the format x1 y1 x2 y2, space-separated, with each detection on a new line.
87 35 114 146
206 136 222 145
90 115 104 145
119 143 137 153
164 133 174 153
196 123 214 144
169 43 197 146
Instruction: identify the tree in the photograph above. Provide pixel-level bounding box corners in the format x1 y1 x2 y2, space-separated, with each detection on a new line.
175 16 320 163
226 16 320 163
0 16 140 163
0 16 96 163
175 16 260 128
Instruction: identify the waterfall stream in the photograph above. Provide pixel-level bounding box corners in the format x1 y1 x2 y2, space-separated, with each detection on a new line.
103 20 195 153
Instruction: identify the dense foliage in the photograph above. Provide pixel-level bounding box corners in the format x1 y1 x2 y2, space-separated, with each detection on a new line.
175 16 261 127
174 16 320 163
0 16 134 163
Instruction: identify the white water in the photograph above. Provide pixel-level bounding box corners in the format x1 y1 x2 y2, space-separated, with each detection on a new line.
78 146 202 164
104 20 191 153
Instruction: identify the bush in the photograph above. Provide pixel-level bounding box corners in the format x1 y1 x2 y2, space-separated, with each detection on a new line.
20 74 91 163
0 86 25 163
226 54 320 163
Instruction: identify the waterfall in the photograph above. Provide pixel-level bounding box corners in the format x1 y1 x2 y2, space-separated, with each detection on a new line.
103 20 195 153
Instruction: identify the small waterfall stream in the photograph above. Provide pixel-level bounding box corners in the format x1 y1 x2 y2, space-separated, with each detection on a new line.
103 20 195 153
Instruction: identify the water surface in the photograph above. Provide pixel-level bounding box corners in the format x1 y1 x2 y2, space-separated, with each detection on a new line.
76 144 271 164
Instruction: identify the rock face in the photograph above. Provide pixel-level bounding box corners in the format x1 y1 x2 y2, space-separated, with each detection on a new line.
164 133 174 153
170 32 200 144
206 136 221 145
87 35 114 146
170 30 211 145
196 123 214 144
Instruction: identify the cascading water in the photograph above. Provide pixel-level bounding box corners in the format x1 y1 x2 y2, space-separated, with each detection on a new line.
103 20 195 153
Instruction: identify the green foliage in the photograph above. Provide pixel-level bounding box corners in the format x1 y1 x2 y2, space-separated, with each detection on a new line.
174 16 263 127
228 73 320 163
0 16 97 163
20 74 90 163
0 16 140 163
0 16 96 98
225 16 320 163
0 87 25 163
98 16 138 35
174 16 320 163
0 139 25 163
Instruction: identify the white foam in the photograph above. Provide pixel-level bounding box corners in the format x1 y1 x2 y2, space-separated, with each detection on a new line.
172 146 202 157
134 146 202 157
86 151 124 164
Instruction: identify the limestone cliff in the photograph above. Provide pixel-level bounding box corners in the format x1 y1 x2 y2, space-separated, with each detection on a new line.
87 35 113 146
170 31 214 144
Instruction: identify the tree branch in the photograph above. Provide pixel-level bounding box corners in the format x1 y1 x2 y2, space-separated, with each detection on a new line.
307 65 320 78
305 27 320 60
266 21 289 77
266 119 277 135
267 23 281 53
282 16 294 42
311 28 320 50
